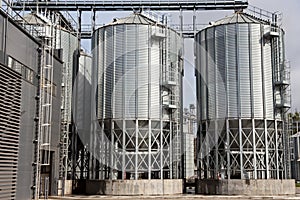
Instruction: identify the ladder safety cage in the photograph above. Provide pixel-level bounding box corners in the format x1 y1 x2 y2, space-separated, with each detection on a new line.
35 12 58 200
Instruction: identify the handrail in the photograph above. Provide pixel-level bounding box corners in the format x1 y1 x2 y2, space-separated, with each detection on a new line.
11 0 248 11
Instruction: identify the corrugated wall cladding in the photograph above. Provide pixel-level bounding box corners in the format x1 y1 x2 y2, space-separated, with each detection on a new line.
0 64 21 200
250 24 264 118
196 22 275 120
94 23 181 120
238 24 251 117
57 30 78 122
215 26 226 119
75 54 92 136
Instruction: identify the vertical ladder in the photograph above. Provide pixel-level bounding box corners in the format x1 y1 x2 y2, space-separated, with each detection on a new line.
35 15 55 199
59 38 72 183
59 122 70 180
269 13 291 178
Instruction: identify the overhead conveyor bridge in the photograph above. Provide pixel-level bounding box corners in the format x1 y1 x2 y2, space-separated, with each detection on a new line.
11 0 248 11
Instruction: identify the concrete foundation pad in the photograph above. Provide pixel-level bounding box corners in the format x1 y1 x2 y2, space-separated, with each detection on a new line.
196 179 295 196
86 179 183 195
57 180 73 196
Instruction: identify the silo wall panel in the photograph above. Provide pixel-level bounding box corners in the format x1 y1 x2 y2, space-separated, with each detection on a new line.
150 36 160 120
250 24 264 118
95 24 164 120
124 25 137 119
197 22 276 120
58 30 78 122
95 29 104 119
104 26 114 119
199 30 207 120
114 25 125 119
238 24 251 118
262 24 274 119
207 28 216 119
76 54 92 142
215 26 226 119
136 25 149 119
226 24 238 118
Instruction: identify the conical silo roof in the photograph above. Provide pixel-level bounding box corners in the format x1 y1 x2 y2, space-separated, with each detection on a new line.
211 12 267 26
22 12 47 25
108 13 159 26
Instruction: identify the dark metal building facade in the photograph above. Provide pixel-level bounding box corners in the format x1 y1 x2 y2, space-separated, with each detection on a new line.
0 9 63 199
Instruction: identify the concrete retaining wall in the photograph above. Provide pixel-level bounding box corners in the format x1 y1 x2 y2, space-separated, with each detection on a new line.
86 179 183 195
196 179 295 196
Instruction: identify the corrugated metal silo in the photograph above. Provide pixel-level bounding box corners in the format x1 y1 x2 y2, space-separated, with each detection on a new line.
195 11 290 181
56 28 78 124
92 13 183 181
74 51 92 143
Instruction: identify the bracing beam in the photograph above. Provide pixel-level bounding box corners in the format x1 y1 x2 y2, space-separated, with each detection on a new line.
11 0 248 11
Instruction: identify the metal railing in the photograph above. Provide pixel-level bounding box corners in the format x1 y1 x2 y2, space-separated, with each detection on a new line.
1 0 41 37
10 0 248 11
245 5 282 26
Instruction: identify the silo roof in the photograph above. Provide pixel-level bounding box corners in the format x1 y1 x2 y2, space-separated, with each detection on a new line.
108 13 160 26
22 12 47 25
212 12 267 26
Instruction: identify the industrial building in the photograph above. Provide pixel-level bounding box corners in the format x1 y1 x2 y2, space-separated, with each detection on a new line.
0 0 296 199
195 10 293 195
0 9 64 199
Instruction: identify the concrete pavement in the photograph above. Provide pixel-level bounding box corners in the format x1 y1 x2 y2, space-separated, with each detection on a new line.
46 194 300 200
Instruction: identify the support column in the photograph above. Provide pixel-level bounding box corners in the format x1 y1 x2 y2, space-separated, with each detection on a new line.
160 120 163 179
193 9 196 37
265 119 269 179
179 9 183 36
110 120 114 180
148 120 151 180
239 118 244 179
170 121 173 179
215 120 218 179
226 119 230 179
275 120 279 179
252 118 257 179
148 25 152 180
206 121 209 178
92 9 96 32
135 119 138 180
122 120 126 180
100 121 104 179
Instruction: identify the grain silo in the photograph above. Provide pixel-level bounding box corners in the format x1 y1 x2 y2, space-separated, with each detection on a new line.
72 50 93 180
90 12 183 195
195 11 293 195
